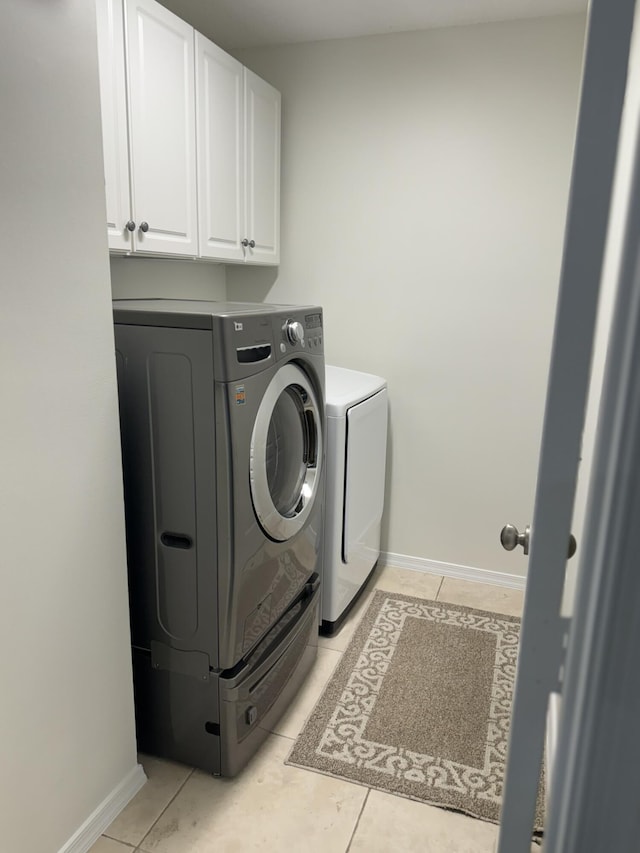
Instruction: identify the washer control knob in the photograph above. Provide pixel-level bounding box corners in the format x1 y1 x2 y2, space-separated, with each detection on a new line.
285 320 304 345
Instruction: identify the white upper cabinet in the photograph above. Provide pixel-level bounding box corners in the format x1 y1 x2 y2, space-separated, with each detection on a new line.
244 70 281 265
95 0 280 264
196 38 281 264
125 0 198 256
196 34 245 261
96 0 132 251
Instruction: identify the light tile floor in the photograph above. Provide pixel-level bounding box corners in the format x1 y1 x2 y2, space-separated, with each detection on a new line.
92 567 528 853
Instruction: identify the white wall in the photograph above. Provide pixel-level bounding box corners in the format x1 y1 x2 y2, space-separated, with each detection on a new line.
0 2 138 851
229 15 585 576
110 256 226 299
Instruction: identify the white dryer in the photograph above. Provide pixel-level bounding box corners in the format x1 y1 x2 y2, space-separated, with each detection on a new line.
321 365 388 634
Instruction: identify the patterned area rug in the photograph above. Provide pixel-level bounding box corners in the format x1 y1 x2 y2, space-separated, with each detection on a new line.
286 590 544 831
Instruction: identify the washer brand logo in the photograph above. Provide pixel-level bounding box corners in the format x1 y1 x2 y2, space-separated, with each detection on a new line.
235 385 246 405
234 322 243 331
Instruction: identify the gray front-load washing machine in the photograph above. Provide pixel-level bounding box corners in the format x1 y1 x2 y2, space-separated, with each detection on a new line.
113 299 325 776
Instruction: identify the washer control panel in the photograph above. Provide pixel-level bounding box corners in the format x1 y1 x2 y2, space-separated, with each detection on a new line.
285 319 304 345
304 311 323 352
278 310 323 355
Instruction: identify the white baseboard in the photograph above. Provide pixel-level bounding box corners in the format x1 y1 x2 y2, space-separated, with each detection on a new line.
380 551 526 591
58 763 147 853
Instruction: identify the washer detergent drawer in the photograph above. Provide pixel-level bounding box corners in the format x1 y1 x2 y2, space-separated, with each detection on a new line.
219 576 320 776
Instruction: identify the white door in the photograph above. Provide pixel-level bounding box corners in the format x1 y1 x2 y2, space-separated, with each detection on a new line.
95 0 132 252
343 390 388 567
125 0 197 256
196 34 245 261
496 0 636 849
244 69 281 264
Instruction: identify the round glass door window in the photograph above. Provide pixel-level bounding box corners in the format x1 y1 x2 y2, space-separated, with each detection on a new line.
250 364 323 541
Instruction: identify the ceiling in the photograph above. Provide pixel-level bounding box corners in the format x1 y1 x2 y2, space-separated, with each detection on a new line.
159 0 587 52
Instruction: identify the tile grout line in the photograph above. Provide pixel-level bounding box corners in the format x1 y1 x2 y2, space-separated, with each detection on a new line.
318 640 346 653
268 730 295 741
102 834 136 847
344 788 370 853
118 765 197 853
435 575 445 600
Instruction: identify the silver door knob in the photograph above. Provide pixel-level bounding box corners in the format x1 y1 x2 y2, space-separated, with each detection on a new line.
241 238 249 247
500 524 578 559
139 221 149 233
249 239 256 248
500 523 530 555
126 220 136 232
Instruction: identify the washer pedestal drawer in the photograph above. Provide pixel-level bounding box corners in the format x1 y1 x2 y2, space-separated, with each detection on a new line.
132 579 320 776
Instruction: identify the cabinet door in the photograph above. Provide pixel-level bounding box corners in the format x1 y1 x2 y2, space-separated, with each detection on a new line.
125 0 197 256
96 0 132 252
244 69 281 265
196 34 244 261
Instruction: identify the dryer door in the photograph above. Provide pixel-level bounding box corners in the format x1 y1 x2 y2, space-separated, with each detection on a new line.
250 363 323 542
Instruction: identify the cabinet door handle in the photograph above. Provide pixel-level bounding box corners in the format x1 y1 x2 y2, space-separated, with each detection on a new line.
139 221 149 233
248 239 256 248
241 238 249 247
126 220 136 232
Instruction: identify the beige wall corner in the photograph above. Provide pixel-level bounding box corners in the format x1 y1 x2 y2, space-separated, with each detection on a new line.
0 1 138 850
110 256 227 301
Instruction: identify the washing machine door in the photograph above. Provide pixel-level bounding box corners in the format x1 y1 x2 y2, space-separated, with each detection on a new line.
250 363 323 542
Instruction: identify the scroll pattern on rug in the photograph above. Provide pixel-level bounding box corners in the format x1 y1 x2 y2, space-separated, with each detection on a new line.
315 597 519 807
